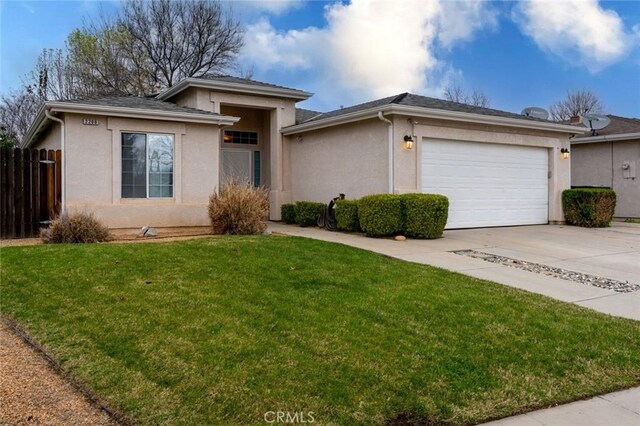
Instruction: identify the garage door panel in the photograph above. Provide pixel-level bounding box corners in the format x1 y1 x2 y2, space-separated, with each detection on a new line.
422 139 549 229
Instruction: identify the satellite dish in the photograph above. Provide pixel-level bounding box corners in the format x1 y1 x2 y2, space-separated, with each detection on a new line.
521 106 549 120
582 114 611 131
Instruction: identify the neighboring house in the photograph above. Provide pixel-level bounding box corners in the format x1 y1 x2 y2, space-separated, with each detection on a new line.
24 75 583 229
570 115 640 218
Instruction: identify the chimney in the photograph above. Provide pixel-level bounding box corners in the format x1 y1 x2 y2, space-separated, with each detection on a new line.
569 115 582 125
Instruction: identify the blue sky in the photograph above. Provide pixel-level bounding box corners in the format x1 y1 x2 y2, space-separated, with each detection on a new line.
1 0 639 117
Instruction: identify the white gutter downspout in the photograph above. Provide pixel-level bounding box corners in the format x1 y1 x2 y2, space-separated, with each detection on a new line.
44 109 65 214
378 112 394 193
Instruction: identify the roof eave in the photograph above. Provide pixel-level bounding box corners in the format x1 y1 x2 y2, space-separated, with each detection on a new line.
24 101 240 148
282 104 587 135
571 132 640 144
23 104 49 148
157 78 313 102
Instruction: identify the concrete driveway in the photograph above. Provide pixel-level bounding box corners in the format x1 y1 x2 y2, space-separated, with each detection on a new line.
269 222 640 321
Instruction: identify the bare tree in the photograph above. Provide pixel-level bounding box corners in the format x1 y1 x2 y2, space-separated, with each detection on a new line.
120 0 244 89
549 89 605 121
443 82 490 108
0 87 42 145
0 0 245 145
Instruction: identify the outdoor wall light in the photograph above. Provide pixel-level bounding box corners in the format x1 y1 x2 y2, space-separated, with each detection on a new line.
561 147 570 160
403 135 414 150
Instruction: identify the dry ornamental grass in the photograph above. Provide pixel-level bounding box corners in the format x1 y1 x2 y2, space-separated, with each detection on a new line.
208 179 269 235
41 212 112 244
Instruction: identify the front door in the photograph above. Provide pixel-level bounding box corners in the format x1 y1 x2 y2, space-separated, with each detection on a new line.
221 149 252 186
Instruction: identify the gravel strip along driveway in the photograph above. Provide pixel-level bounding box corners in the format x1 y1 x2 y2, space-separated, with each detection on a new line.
0 320 118 426
453 249 640 293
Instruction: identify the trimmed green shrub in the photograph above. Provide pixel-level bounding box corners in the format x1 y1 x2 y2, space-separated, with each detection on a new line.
562 188 616 227
281 203 296 224
401 193 449 239
358 194 403 237
335 199 360 232
294 201 325 227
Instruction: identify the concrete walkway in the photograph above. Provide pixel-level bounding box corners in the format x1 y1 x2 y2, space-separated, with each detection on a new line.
269 222 640 425
483 387 640 426
269 222 640 321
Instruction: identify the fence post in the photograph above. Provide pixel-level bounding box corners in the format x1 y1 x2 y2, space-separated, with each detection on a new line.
0 148 9 238
12 148 25 238
22 149 32 237
39 150 48 226
31 149 41 237
47 150 55 220
55 149 62 215
6 148 16 238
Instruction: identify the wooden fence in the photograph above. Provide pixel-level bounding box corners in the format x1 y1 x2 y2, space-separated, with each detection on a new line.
0 148 62 239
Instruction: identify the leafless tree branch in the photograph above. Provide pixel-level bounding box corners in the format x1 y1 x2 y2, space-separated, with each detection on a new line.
549 89 605 121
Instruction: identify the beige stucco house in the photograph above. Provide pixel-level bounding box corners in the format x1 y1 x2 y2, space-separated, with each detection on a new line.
570 115 640 218
24 75 583 229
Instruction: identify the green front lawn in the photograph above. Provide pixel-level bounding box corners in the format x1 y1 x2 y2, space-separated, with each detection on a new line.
1 236 639 425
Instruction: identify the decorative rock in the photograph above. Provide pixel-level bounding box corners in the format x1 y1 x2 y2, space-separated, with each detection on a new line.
453 249 640 293
144 227 158 237
138 226 157 237
394 235 407 241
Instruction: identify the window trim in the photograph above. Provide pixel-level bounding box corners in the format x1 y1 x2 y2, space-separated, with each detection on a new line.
121 132 175 199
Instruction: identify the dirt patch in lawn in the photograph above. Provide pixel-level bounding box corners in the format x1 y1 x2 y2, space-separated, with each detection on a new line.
0 226 214 247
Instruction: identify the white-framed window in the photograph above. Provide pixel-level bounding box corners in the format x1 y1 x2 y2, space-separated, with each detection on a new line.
121 132 174 198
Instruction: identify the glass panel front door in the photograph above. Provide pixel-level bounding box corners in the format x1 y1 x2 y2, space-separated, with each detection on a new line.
221 149 252 186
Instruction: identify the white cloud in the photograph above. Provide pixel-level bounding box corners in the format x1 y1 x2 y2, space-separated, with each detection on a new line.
242 19 324 71
437 0 498 47
514 0 634 72
239 0 497 107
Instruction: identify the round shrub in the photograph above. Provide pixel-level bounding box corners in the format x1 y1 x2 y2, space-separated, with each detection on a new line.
401 193 449 239
209 180 269 234
294 201 325 227
358 194 403 237
41 211 112 244
281 203 296 224
562 188 616 227
335 199 360 232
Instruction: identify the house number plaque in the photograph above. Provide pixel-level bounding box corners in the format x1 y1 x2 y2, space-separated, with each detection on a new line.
82 118 100 125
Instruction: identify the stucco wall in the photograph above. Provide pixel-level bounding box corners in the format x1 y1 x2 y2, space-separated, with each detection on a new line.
288 115 572 224
36 112 222 228
572 139 640 217
37 122 62 150
288 118 389 202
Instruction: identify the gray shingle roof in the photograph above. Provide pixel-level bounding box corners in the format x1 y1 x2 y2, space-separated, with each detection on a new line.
197 74 309 94
59 95 229 117
295 108 322 124
594 115 640 136
300 92 551 125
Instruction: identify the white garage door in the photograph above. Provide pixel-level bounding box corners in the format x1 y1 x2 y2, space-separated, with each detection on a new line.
422 139 548 229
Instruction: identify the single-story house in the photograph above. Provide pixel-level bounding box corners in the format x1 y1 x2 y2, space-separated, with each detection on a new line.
24 75 584 229
570 115 640 218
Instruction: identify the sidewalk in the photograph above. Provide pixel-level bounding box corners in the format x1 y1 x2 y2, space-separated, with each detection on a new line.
482 387 640 426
